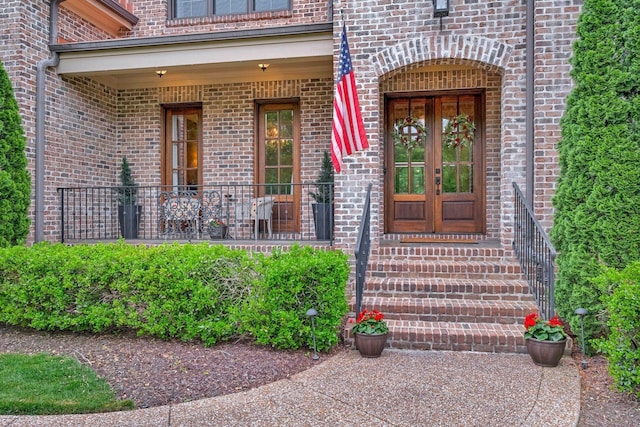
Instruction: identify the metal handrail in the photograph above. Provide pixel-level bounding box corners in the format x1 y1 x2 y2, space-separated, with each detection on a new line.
512 182 557 319
354 183 372 316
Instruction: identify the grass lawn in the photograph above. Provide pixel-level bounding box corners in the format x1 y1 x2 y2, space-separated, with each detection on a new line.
0 353 134 415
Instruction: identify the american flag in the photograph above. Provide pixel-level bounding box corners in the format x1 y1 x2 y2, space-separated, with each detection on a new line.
331 25 369 173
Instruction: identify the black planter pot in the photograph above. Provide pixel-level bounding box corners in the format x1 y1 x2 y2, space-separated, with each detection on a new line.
312 203 333 240
118 205 142 239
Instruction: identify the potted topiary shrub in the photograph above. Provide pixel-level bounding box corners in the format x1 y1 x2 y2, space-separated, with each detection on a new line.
116 156 142 239
309 151 334 240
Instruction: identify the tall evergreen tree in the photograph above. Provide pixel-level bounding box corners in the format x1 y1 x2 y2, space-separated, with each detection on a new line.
0 61 30 247
551 0 640 346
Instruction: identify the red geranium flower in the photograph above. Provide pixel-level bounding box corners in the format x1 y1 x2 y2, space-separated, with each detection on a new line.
524 313 538 329
352 309 389 335
523 312 567 342
548 315 563 327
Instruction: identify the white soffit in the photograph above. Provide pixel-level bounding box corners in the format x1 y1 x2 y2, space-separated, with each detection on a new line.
56 33 333 89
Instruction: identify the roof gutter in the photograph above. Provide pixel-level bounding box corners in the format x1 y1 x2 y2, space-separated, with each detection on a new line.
35 0 64 242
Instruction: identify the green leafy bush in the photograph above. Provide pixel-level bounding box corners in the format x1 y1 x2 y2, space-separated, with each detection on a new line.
0 242 348 352
594 262 640 398
240 245 349 351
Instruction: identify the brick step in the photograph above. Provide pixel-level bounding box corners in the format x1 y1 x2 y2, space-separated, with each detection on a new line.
353 296 537 325
347 321 528 353
386 320 528 353
369 259 523 280
361 277 532 301
372 245 507 263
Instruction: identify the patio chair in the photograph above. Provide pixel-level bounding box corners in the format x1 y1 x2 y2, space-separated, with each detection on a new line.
160 193 201 238
234 196 274 240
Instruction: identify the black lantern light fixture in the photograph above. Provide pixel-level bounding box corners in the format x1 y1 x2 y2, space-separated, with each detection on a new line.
433 0 450 30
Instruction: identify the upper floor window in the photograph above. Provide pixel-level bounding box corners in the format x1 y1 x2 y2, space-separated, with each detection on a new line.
173 0 290 19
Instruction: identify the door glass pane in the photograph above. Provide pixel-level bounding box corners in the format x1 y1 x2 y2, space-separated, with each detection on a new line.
186 114 198 140
266 112 278 138
172 143 179 168
172 171 179 189
280 110 293 138
410 146 424 162
265 140 278 166
442 165 457 193
186 170 198 188
172 115 180 140
442 144 456 162
280 167 293 194
460 142 472 162
460 165 472 193
412 166 425 194
265 168 278 185
395 147 408 162
187 141 198 168
395 167 408 193
281 139 293 166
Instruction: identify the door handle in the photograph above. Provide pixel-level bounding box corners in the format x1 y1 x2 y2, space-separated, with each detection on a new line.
435 177 441 185
435 176 441 195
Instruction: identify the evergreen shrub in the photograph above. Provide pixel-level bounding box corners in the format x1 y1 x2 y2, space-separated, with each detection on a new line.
551 0 640 350
0 61 30 247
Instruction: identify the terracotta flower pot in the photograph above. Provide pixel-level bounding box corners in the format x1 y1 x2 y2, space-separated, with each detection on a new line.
354 332 388 358
526 337 567 367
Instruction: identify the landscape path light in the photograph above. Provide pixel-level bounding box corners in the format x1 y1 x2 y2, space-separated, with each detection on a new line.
575 308 588 369
306 308 319 361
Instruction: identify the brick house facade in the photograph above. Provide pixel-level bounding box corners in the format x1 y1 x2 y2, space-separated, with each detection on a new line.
1 0 581 254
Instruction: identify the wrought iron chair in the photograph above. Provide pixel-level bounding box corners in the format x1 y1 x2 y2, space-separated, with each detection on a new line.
159 191 201 238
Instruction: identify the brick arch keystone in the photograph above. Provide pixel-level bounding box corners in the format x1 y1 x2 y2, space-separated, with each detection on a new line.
372 35 513 77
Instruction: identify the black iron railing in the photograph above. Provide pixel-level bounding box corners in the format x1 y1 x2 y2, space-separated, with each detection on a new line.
512 182 557 319
57 183 333 243
354 183 372 316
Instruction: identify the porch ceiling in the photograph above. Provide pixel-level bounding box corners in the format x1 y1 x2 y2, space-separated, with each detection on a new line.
53 27 333 90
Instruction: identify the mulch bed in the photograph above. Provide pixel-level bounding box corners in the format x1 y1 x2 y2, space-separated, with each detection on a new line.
0 325 333 409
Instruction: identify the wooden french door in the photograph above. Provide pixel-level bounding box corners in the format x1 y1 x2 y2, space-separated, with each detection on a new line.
385 93 484 234
162 106 202 189
256 102 300 233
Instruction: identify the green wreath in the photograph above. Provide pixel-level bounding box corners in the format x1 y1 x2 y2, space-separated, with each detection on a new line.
393 116 427 151
443 114 476 149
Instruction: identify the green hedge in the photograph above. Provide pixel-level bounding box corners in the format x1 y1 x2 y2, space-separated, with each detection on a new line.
0 242 349 351
239 245 349 351
594 262 640 398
